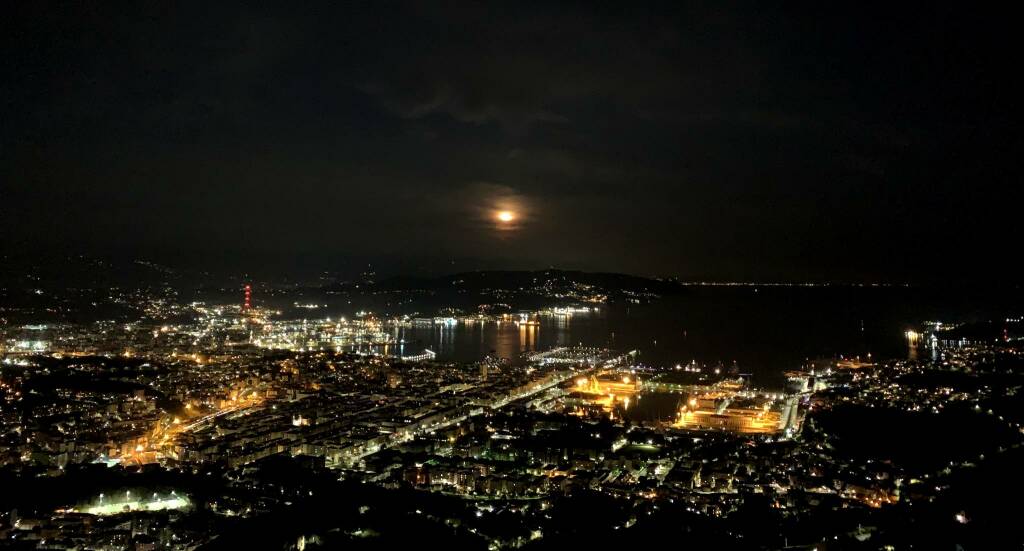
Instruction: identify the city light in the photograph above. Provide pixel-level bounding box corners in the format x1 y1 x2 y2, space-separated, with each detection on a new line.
2 3 1016 547
1 284 1019 546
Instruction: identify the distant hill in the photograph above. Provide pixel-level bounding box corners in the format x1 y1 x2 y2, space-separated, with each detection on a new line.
0 253 187 290
347 269 684 303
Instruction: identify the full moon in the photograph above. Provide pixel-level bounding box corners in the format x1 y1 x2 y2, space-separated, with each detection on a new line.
497 210 515 222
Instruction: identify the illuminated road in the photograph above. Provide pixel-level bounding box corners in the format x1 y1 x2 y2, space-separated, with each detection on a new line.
118 389 264 464
175 399 260 434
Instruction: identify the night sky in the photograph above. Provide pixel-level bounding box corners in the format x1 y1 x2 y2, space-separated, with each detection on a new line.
3 3 1021 282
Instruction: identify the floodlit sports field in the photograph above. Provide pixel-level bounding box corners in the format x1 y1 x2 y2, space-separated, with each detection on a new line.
81 496 189 516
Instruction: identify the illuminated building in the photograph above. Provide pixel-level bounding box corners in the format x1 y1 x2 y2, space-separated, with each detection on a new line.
676 394 785 434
